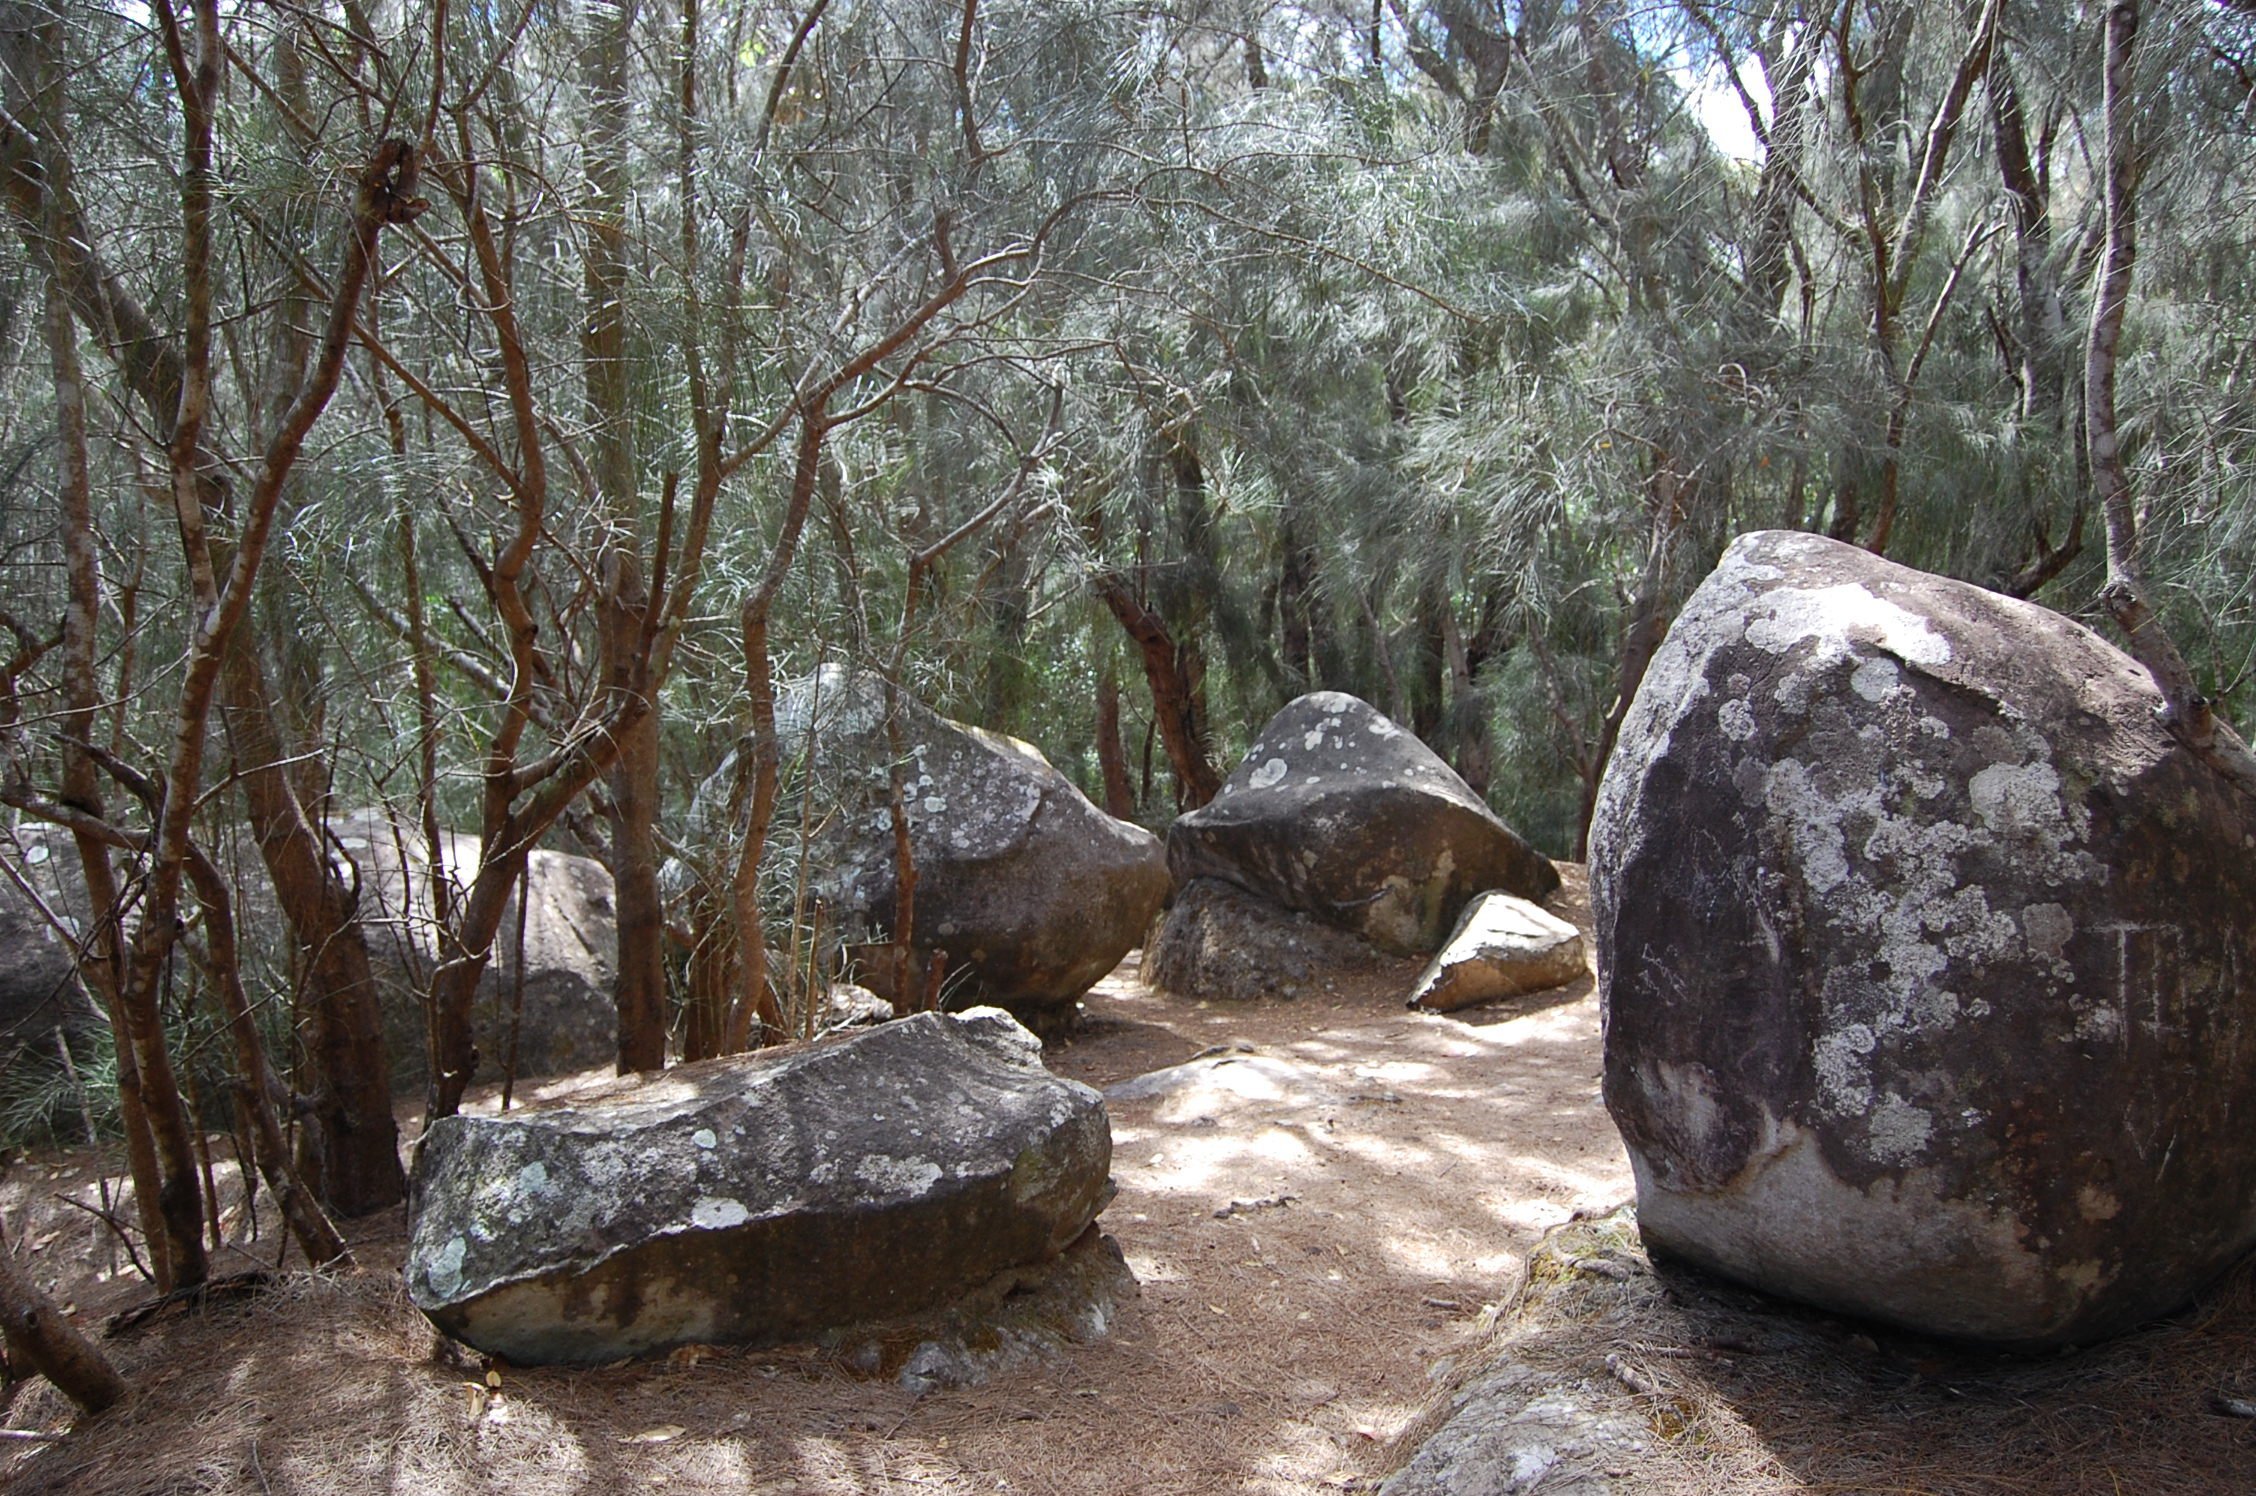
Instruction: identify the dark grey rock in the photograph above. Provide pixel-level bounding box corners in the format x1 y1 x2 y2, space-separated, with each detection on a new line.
831 1225 1137 1393
1593 529 2256 1347
759 667 1170 1018
1168 693 1557 956
404 1007 1112 1364
1146 876 1400 1002
332 812 618 1086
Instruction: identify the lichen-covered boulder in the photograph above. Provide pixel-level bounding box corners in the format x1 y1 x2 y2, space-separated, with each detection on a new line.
760 667 1169 1018
405 1008 1112 1364
334 812 618 1086
1593 529 2256 1347
1168 693 1557 955
1407 892 1585 1013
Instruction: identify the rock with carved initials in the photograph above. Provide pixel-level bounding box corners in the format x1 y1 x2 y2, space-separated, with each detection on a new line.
405 1008 1111 1364
1593 530 2256 1347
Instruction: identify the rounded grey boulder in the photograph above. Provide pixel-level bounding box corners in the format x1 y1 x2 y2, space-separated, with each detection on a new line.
405 1008 1112 1364
1593 530 2256 1347
768 668 1169 1017
1169 692 1557 956
332 812 619 1086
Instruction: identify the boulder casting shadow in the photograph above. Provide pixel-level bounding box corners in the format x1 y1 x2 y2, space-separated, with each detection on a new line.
405 1008 1112 1365
1594 530 2256 1348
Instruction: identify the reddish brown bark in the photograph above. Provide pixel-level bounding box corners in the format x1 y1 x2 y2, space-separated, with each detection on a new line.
1094 574 1223 809
0 1222 126 1414
1095 664 1137 820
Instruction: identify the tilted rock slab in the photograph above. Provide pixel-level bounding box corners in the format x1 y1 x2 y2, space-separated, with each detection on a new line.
1169 693 1558 956
406 1009 1112 1364
1592 530 2256 1347
756 667 1169 1017
1408 892 1585 1012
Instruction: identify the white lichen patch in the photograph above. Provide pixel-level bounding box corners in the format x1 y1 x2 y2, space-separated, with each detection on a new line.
1812 1024 1877 1112
1249 757 1289 790
1743 582 1953 669
692 1128 718 1150
854 1155 944 1194
1718 698 1758 742
514 1161 550 1195
1852 656 1902 702
1867 1094 1935 1164
690 1196 750 1230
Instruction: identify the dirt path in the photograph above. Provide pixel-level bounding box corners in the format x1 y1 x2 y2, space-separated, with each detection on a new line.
0 871 1629 1494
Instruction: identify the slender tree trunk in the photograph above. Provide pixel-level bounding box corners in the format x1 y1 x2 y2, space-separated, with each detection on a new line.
0 1223 126 1414
1575 484 1681 858
2084 0 2255 798
1093 574 1222 807
1095 662 1137 820
43 273 169 1290
583 0 668 1074
180 847 350 1268
216 647 402 1216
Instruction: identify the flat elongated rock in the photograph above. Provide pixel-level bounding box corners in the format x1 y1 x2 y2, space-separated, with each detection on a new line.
1408 893 1585 1012
406 1009 1111 1364
1593 530 2256 1347
1169 693 1557 955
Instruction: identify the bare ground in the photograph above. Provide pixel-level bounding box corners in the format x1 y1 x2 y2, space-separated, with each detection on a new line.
1 866 2250 1494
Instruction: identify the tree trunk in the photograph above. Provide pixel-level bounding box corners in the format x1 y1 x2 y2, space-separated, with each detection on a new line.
2083 0 2256 797
582 0 668 1074
1095 662 1137 820
0 1223 126 1414
1093 573 1223 808
180 847 350 1269
216 645 402 1217
42 270 169 1291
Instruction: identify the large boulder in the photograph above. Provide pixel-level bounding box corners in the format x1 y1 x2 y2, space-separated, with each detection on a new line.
1169 693 1557 955
405 1008 1112 1364
332 812 618 1085
1592 529 2256 1347
0 825 103 1041
757 667 1169 1018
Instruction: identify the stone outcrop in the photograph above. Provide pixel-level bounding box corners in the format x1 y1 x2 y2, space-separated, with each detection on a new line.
333 813 618 1085
1146 876 1400 1003
0 826 103 1041
405 1008 1112 1364
1168 693 1556 956
1592 529 2256 1347
1408 892 1585 1013
761 667 1169 1018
